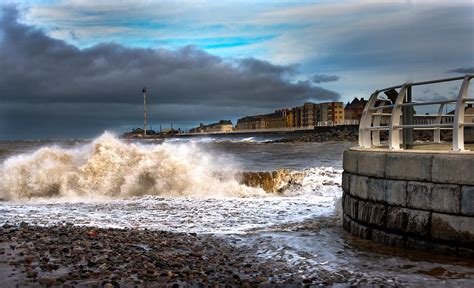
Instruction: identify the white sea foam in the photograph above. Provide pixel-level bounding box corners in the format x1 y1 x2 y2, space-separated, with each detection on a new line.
0 132 344 234
0 168 342 232
0 132 267 201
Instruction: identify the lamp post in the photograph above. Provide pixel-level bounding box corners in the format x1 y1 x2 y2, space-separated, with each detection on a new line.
143 87 147 137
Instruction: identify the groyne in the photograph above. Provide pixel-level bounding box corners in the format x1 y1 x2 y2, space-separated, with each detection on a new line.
342 149 474 258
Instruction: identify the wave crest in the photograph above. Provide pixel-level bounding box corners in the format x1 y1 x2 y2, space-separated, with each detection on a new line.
0 133 265 201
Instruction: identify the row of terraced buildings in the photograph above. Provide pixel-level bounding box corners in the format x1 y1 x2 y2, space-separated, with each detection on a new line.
189 98 368 133
235 99 367 130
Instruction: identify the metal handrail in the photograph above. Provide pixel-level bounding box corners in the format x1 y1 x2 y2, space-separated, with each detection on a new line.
359 74 473 151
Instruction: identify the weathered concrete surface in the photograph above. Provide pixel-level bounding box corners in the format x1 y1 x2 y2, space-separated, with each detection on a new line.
357 201 386 228
431 213 474 243
371 229 405 247
342 172 350 193
432 154 474 185
343 150 358 174
349 175 368 199
406 182 461 213
343 148 474 257
461 186 474 216
367 178 386 202
431 184 461 214
349 218 371 239
343 195 358 219
385 180 407 206
357 152 386 178
385 153 433 182
406 181 433 210
386 207 430 237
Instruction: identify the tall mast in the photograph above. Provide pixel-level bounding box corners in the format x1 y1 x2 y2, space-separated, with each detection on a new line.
143 87 147 137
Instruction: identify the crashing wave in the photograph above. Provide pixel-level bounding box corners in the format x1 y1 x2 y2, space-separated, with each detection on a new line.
0 133 267 201
0 133 342 201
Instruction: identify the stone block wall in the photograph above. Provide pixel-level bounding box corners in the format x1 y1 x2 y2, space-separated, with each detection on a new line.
342 149 474 258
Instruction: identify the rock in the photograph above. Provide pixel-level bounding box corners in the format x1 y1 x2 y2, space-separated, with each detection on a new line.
24 256 33 265
87 229 97 237
19 221 28 229
38 277 56 285
26 269 37 278
240 169 304 193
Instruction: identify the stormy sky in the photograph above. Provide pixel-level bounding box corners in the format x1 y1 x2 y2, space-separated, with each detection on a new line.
1 1 473 139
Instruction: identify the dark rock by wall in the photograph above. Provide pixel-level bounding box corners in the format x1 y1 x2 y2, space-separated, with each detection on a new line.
239 170 305 193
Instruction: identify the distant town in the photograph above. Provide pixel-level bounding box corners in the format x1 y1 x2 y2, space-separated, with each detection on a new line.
124 97 368 138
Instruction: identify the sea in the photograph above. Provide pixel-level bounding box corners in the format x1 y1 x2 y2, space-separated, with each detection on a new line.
0 132 473 285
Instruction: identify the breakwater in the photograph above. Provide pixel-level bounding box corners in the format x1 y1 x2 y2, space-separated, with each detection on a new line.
342 149 474 258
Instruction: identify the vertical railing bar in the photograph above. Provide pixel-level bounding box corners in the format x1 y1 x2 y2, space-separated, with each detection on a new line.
388 85 408 150
434 103 445 143
453 76 471 151
359 92 379 148
359 75 473 150
372 99 388 146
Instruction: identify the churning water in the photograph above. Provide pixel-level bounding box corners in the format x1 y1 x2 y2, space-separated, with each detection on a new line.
0 133 345 233
1 133 473 285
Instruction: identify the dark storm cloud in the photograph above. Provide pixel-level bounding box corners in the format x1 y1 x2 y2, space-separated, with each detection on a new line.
312 6 474 71
447 67 474 74
311 74 339 84
0 5 339 139
238 58 297 77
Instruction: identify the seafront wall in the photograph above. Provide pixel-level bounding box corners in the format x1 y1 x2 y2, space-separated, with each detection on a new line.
342 149 474 257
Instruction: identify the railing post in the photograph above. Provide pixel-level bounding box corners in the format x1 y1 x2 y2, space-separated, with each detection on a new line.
434 104 445 143
389 85 408 150
359 92 379 148
453 76 471 151
402 85 414 149
372 99 388 146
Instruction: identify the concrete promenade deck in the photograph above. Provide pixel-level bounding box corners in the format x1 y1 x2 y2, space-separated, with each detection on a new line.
353 143 474 153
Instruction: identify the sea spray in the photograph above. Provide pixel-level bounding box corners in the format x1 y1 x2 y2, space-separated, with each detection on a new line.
0 135 345 233
0 132 266 201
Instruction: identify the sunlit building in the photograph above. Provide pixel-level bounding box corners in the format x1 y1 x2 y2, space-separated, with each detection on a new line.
190 120 233 133
236 109 293 130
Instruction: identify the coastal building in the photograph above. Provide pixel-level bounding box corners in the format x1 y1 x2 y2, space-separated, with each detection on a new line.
344 97 367 124
123 128 156 138
236 109 293 130
316 101 345 126
291 101 345 127
235 115 266 130
465 104 474 123
189 120 233 133
234 100 348 131
266 109 293 129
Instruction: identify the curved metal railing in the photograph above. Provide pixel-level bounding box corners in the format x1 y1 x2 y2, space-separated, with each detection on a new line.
359 74 474 151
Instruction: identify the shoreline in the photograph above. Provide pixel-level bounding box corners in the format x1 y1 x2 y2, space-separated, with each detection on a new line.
0 223 327 287
124 125 360 139
2 222 474 287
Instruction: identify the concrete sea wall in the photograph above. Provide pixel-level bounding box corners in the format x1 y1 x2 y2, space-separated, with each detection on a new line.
342 149 474 257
